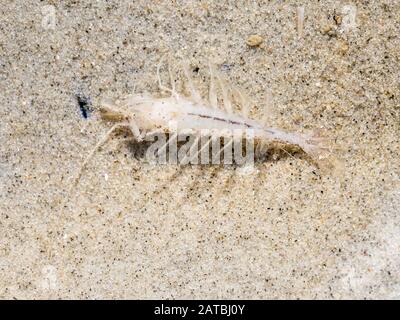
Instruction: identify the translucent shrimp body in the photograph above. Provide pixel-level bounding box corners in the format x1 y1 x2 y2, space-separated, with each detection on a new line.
100 92 327 161
76 59 332 187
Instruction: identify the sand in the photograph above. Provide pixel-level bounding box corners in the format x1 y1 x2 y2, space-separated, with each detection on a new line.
0 0 399 299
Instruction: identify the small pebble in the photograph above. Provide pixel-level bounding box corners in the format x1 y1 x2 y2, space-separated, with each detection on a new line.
338 41 349 55
321 25 330 34
246 35 263 47
321 25 335 36
333 14 343 25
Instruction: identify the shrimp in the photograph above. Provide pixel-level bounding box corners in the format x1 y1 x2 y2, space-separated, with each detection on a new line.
73 58 333 186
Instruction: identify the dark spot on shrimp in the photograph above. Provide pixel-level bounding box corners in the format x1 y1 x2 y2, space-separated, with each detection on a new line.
76 94 92 119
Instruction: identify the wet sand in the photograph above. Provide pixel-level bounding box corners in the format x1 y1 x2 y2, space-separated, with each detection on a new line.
0 1 399 299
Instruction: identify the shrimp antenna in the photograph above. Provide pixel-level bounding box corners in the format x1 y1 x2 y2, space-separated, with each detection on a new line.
157 55 179 100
